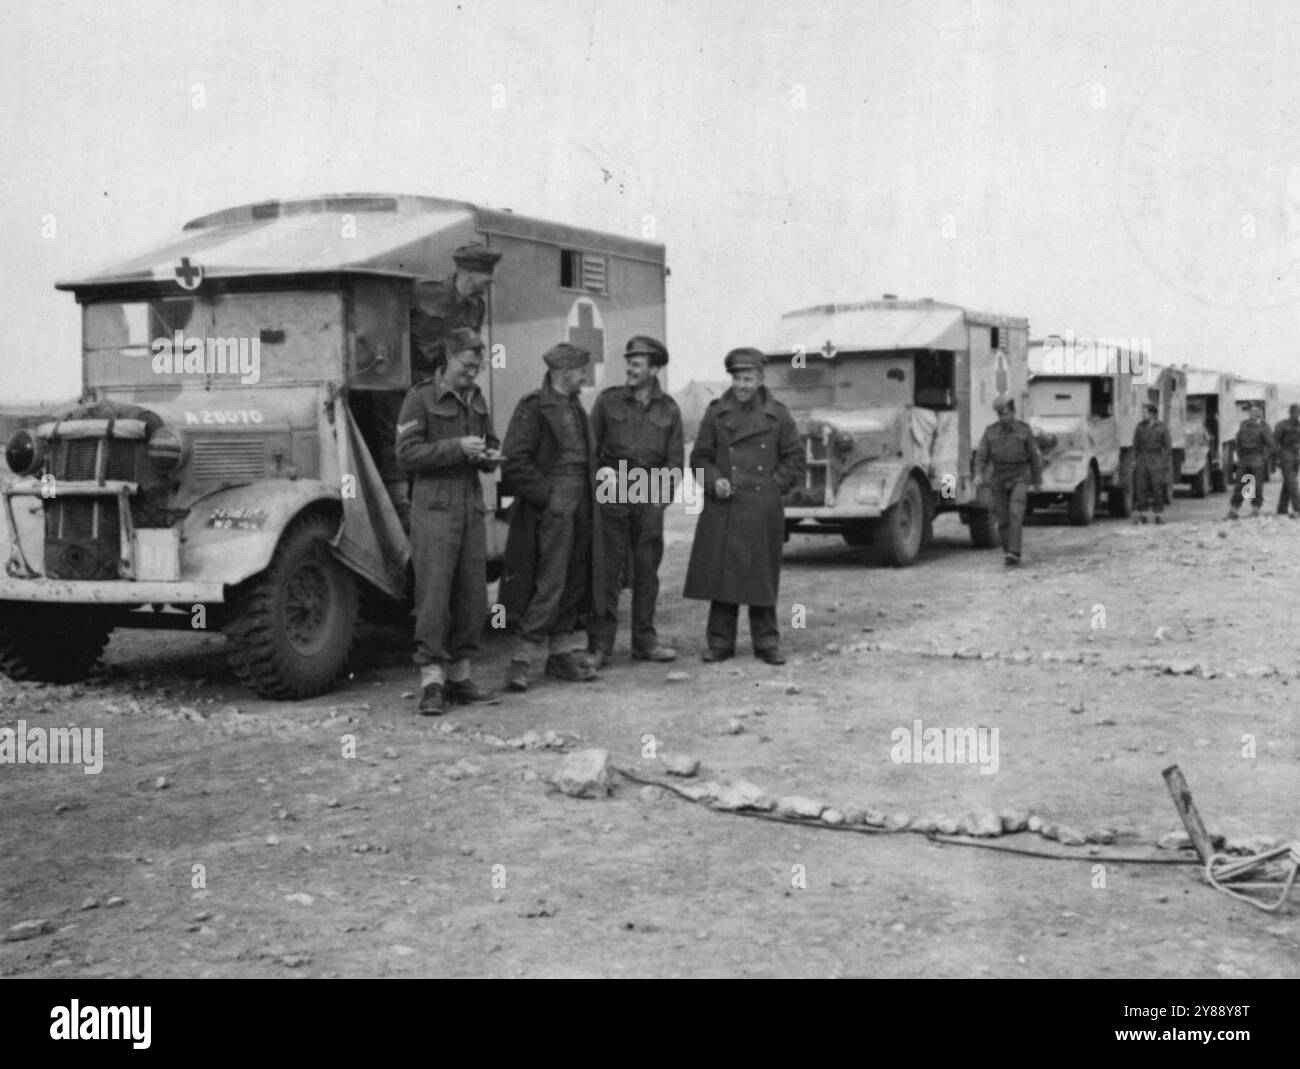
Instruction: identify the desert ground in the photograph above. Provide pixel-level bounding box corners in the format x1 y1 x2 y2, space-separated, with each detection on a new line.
1 490 1296 978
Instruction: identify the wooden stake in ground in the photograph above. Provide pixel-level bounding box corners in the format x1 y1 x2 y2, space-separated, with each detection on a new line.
1162 764 1214 865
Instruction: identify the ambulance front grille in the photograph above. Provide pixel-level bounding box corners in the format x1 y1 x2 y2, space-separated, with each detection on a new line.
191 437 266 481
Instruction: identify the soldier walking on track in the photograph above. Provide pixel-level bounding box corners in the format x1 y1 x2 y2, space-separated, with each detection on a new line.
499 343 604 691
1273 403 1300 518
1132 401 1172 524
683 347 804 665
1228 402 1275 519
396 328 503 716
588 335 684 667
974 394 1043 566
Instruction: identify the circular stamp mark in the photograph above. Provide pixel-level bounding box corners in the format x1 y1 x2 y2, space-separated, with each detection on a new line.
1117 46 1300 310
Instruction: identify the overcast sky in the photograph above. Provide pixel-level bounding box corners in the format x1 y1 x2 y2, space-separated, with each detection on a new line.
3 0 1300 401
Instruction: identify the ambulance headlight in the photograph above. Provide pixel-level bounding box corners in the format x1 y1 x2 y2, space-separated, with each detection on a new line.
5 429 44 476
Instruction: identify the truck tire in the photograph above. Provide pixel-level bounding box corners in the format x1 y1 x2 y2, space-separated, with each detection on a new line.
967 508 998 548
224 512 359 700
0 606 112 683
1108 483 1132 518
880 478 924 566
1190 464 1209 499
1067 469 1096 526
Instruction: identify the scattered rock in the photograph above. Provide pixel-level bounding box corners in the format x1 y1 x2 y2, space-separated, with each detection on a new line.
445 759 483 781
391 945 416 957
1163 660 1198 676
908 815 938 833
775 796 826 820
936 816 962 835
638 785 661 804
1086 827 1117 845
549 748 612 799
382 747 398 760
664 755 700 777
1157 831 1192 851
79 897 98 911
284 893 315 906
883 812 911 831
820 807 846 826
1039 822 1061 841
265 834 280 846
4 919 53 942
665 671 690 683
1027 814 1044 833
400 692 415 700
724 718 745 735
711 780 773 812
784 684 800 695
104 896 125 908
999 809 1029 833
279 952 311 968
965 810 1003 838
841 804 865 825
153 776 169 790
1055 825 1088 846
862 808 887 827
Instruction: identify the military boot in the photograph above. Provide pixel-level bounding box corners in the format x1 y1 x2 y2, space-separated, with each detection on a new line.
544 652 598 682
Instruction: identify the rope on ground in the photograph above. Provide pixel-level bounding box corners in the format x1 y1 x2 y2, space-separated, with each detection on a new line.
613 765 1202 866
1205 843 1300 912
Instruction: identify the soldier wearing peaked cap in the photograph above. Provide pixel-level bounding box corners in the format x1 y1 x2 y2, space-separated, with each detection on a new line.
1273 403 1300 518
498 342 605 691
974 393 1042 565
683 347 804 665
1132 402 1172 524
395 328 502 715
587 335 684 667
1228 402 1274 519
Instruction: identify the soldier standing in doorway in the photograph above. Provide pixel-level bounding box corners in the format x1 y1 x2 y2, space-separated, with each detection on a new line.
974 395 1043 566
1132 401 1172 524
396 328 503 716
587 335 684 667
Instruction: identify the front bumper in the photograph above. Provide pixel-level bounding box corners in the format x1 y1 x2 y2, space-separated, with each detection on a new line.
0 577 226 604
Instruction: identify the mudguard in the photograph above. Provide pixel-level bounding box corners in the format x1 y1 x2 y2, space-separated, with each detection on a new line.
180 480 341 587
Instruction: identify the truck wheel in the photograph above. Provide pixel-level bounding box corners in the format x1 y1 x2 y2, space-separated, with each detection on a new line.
0 606 112 683
224 512 359 700
1190 464 1209 499
1067 469 1096 526
880 478 924 566
1108 483 1132 518
967 508 998 548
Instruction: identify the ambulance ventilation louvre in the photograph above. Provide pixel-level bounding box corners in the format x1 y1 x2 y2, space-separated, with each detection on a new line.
191 437 265 480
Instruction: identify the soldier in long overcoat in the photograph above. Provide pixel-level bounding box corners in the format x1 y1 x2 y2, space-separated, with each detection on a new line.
682 347 804 664
498 343 605 691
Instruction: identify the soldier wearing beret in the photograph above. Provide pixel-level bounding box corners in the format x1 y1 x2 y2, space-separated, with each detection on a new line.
1273 403 1300 518
396 328 502 715
587 335 685 666
682 347 804 664
974 394 1043 565
410 243 502 375
1132 401 1172 524
498 343 604 690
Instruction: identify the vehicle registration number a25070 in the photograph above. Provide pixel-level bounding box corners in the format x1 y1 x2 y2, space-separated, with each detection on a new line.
184 410 264 425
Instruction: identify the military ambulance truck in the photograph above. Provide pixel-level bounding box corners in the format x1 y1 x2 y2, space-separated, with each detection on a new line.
0 193 666 698
1182 368 1238 493
1023 336 1143 524
768 296 1028 566
1144 362 1209 500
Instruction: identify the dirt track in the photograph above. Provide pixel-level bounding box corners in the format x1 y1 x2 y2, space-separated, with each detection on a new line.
1 491 1296 978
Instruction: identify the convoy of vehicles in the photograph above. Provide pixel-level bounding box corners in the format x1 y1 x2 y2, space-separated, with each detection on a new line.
1 193 1295 696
